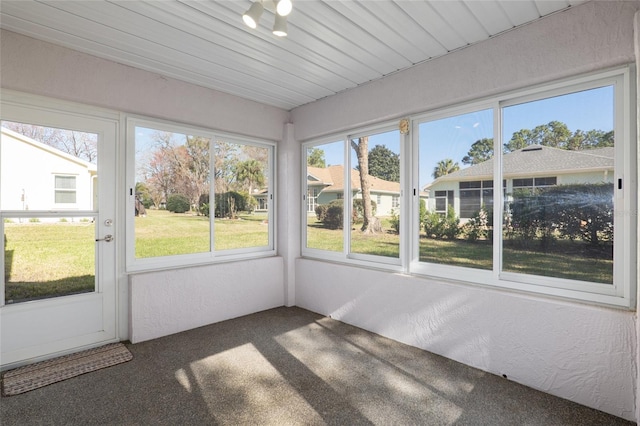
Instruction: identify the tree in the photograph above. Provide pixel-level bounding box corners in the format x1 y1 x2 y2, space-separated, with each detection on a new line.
3 121 97 163
505 121 571 151
307 147 326 167
462 138 493 165
366 144 400 182
350 136 377 233
432 158 460 179
235 159 265 197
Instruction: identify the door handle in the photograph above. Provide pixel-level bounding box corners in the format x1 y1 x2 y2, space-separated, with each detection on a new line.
96 234 113 242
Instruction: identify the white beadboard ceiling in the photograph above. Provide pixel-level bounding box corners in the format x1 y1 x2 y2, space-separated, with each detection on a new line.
0 0 585 111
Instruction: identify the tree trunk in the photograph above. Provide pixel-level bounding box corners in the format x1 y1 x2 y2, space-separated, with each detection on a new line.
351 136 375 234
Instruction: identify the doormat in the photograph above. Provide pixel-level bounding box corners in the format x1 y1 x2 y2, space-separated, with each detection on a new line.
1 342 133 396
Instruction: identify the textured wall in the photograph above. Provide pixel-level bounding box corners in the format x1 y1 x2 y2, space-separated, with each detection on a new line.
292 1 639 422
130 257 284 343
296 259 637 421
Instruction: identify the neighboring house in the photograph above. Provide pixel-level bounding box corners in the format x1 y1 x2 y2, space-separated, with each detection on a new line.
0 127 97 212
425 145 614 220
306 165 401 216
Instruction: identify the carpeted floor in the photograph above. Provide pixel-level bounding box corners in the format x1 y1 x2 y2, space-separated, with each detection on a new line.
0 307 633 425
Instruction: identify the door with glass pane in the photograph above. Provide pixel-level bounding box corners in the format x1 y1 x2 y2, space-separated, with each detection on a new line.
1 107 117 369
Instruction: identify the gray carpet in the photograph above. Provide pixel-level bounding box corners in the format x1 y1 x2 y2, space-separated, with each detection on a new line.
0 307 633 425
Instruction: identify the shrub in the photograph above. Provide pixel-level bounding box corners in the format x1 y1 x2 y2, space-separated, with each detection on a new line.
353 199 377 223
315 204 328 222
324 199 344 229
167 194 190 213
464 205 490 242
424 205 460 239
200 203 210 217
389 209 400 234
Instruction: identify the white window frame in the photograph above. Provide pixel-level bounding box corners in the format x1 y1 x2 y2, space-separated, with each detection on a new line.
125 116 276 273
302 122 406 270
410 67 635 309
301 67 635 309
53 174 77 205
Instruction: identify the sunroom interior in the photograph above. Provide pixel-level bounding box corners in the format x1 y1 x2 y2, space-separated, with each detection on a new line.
1 0 639 423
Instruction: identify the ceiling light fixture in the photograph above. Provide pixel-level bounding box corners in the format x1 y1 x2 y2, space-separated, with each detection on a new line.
272 13 288 37
242 1 264 29
242 0 291 37
275 0 292 17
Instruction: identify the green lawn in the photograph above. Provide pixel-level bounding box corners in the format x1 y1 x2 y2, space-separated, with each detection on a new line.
4 211 613 303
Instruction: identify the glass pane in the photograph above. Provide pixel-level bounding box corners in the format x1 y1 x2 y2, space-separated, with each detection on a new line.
305 141 344 252
502 86 614 284
350 130 400 258
213 141 269 251
1 122 97 211
134 127 211 258
3 218 95 304
419 109 494 270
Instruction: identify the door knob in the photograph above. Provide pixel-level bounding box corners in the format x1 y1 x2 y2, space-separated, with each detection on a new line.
96 234 113 242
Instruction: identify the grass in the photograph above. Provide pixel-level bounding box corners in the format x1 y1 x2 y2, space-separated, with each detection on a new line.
4 211 613 303
4 221 96 303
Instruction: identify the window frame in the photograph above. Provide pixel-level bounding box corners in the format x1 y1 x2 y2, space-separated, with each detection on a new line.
301 122 406 270
302 67 635 309
125 116 276 273
53 174 78 205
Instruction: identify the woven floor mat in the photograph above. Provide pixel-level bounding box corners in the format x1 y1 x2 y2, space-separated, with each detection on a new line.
1 343 133 396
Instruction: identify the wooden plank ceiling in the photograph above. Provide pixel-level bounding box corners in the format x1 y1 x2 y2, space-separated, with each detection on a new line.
0 0 585 110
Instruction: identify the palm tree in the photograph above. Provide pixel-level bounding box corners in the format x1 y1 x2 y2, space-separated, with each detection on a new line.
432 158 460 179
235 159 265 196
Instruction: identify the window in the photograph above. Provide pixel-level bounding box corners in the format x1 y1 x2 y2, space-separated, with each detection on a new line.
412 68 634 307
459 180 493 218
126 118 274 271
54 175 77 204
302 125 402 264
434 190 453 214
303 68 634 308
304 140 344 253
417 108 494 271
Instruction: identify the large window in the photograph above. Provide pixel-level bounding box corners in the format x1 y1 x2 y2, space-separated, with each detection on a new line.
303 125 402 264
304 140 344 253
417 108 494 271
501 85 616 287
304 68 635 308
127 118 274 271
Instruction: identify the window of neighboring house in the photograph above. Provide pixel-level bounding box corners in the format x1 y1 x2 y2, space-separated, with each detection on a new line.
54 175 77 204
392 195 399 208
307 188 319 212
434 190 453 214
376 194 382 205
126 117 274 271
459 180 493 218
304 139 344 253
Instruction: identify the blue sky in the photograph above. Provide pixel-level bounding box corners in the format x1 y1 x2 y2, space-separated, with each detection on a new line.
314 85 614 188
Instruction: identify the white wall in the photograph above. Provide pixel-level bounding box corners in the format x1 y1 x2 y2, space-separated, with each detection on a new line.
1 29 291 344
129 257 284 343
292 1 639 422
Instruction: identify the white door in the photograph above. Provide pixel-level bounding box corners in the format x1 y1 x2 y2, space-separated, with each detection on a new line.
0 97 118 369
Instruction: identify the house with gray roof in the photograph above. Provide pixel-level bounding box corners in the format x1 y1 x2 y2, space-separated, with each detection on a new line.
424 145 614 220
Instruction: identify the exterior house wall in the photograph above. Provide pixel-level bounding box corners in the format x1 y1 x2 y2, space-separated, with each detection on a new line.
1 130 95 212
292 1 639 421
557 170 614 185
